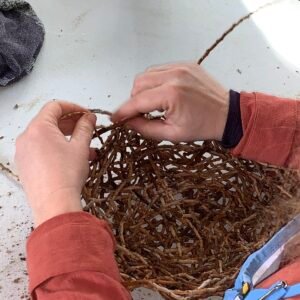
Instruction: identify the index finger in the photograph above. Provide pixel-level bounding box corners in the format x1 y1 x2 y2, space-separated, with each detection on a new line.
111 85 167 122
36 101 89 125
146 61 196 73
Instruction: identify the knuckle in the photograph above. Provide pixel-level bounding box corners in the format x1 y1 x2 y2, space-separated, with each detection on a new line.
166 130 179 143
131 86 138 97
166 84 180 101
135 79 145 93
21 123 45 146
132 94 142 107
174 67 190 77
145 64 158 72
133 74 145 89
145 67 153 73
79 121 92 133
26 123 41 139
43 100 59 111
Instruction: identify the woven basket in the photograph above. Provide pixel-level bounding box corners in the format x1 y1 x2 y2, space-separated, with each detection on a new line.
82 122 300 300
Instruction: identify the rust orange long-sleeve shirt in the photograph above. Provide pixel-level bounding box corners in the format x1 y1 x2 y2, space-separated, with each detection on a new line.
26 92 300 300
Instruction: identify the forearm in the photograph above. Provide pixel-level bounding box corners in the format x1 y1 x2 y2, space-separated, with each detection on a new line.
27 212 131 300
224 91 300 169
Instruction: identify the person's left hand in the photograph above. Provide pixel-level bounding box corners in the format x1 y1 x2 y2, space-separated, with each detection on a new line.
15 101 96 227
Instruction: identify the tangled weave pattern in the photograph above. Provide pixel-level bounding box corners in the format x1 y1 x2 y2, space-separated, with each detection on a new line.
82 121 299 299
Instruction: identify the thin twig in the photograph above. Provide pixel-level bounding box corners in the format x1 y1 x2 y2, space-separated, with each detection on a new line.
0 163 20 183
198 0 283 65
89 109 112 116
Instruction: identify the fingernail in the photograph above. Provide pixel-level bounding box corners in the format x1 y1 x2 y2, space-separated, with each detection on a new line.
110 114 118 123
86 113 97 123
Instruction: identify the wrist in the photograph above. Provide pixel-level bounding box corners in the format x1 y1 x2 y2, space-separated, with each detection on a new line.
215 90 230 141
31 189 83 227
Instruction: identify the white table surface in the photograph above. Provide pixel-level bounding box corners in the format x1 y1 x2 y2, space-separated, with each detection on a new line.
0 0 300 299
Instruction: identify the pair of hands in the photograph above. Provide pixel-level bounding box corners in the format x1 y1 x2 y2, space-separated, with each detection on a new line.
15 63 229 227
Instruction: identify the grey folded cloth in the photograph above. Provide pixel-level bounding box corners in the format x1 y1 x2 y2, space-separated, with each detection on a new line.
0 0 45 86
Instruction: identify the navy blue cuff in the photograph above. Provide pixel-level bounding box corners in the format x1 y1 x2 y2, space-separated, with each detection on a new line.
221 90 243 148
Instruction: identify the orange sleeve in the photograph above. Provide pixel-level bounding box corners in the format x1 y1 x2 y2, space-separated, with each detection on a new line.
26 212 131 300
232 92 300 296
231 92 300 169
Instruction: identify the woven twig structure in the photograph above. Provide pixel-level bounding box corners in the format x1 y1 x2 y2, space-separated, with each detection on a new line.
82 121 300 300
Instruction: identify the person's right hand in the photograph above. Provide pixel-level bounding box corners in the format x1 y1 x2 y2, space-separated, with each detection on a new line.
112 63 229 142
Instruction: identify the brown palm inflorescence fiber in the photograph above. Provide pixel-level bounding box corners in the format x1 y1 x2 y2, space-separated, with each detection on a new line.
81 115 300 300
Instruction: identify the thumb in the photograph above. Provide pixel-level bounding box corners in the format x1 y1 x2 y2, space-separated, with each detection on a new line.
127 116 176 141
71 113 96 147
